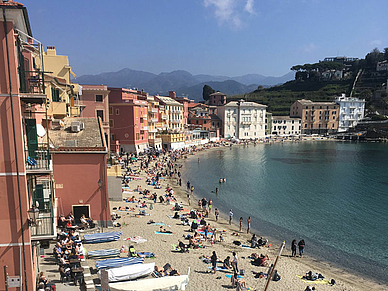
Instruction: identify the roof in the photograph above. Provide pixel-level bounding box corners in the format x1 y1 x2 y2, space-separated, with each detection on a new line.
272 116 301 120
225 101 266 108
188 102 207 109
210 114 221 120
49 117 106 153
296 99 337 106
155 96 182 106
209 92 226 96
0 1 24 7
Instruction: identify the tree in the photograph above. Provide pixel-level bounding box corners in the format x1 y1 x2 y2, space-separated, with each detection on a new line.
202 85 215 101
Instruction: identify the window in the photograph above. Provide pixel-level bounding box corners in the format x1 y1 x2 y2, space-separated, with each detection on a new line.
116 109 119 115
51 88 60 102
97 110 104 121
109 119 114 127
111 134 115 141
95 94 103 102
136 133 140 140
109 107 113 115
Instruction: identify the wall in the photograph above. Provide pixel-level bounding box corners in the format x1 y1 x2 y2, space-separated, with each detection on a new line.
52 153 111 226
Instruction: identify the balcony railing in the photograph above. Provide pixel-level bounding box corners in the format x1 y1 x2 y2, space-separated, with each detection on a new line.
141 126 149 131
25 143 51 174
151 108 158 113
162 115 167 120
241 121 252 125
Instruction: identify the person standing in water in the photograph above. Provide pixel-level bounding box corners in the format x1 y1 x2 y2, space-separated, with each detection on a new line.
229 209 233 225
215 208 219 221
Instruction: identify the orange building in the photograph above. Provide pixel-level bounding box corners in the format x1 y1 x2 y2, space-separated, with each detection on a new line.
290 99 339 134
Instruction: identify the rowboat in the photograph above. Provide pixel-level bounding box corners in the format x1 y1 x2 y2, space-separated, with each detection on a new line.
99 262 155 282
109 274 189 290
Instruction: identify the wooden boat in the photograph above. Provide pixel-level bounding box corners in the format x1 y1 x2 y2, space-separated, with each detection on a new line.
99 263 154 282
109 274 189 291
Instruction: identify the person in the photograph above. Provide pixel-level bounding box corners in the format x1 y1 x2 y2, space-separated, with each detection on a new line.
208 199 212 213
239 217 243 232
187 193 191 206
38 272 48 287
298 239 305 257
159 226 172 234
232 251 239 273
247 216 251 234
210 251 218 274
80 214 89 228
304 286 312 291
215 208 219 221
215 187 218 195
198 199 202 211
178 240 189 253
187 181 190 190
223 256 231 269
229 209 233 225
250 234 258 248
291 239 297 257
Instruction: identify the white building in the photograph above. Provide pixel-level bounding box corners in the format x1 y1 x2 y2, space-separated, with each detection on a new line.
155 95 184 132
271 116 302 136
335 94 365 132
217 100 267 139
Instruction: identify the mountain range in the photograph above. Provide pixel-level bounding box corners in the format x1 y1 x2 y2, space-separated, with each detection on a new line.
74 68 294 102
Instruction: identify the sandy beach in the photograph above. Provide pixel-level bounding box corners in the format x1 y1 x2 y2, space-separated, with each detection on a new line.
83 144 386 291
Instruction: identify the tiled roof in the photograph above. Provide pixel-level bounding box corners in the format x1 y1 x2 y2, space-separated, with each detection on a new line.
297 99 336 106
0 1 24 7
49 117 105 152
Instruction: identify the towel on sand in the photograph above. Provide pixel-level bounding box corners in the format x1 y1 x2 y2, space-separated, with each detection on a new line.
296 275 330 284
124 236 147 243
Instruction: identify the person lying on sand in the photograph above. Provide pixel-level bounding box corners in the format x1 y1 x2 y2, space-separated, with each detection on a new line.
159 226 173 234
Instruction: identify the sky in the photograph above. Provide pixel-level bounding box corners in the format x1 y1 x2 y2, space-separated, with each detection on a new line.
22 0 388 78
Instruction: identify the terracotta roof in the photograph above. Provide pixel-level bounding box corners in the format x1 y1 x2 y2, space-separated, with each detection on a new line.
296 99 337 106
0 1 24 7
209 92 226 96
272 116 301 120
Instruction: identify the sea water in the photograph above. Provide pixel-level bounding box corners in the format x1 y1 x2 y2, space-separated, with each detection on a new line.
181 141 388 283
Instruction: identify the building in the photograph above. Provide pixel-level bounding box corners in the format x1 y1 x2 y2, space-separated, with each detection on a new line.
335 94 365 132
0 2 56 288
155 95 184 132
208 91 227 106
49 117 110 226
188 103 221 137
79 84 110 151
218 100 267 139
376 60 388 72
265 112 272 135
271 116 302 136
290 99 339 134
108 88 149 154
147 95 163 151
169 91 190 127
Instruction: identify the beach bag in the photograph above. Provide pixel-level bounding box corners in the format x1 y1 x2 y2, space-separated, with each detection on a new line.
233 240 241 246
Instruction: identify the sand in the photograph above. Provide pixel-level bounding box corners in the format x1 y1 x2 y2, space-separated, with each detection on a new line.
83 144 386 291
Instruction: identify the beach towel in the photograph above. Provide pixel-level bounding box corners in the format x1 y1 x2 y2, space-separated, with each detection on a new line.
87 249 120 259
197 230 214 236
148 222 165 226
225 274 244 278
137 252 156 258
124 236 147 243
207 266 228 271
296 275 330 284
154 231 173 235
83 231 122 244
241 244 255 249
95 257 144 270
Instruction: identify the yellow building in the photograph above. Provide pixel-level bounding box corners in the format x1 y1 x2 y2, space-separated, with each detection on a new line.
155 95 184 132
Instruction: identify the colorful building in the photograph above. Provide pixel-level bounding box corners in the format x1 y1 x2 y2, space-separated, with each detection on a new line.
0 2 55 288
108 88 149 154
147 94 162 150
290 99 339 134
155 95 184 132
79 84 110 151
49 117 110 226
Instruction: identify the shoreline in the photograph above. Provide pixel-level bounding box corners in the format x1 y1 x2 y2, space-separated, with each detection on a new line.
176 142 387 289
83 141 386 291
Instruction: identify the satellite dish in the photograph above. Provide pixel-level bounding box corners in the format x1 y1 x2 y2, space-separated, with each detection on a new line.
36 124 46 137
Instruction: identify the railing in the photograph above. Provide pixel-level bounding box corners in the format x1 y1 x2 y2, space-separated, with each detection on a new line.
151 108 158 113
31 215 55 238
25 143 51 172
141 126 149 131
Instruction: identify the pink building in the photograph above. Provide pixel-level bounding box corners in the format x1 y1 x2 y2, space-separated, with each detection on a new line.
209 91 227 106
80 84 110 151
49 117 111 226
0 1 52 288
108 88 149 154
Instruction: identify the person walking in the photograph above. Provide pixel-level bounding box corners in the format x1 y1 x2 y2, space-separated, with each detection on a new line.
211 251 218 274
298 239 305 257
291 239 297 257
229 209 233 225
247 217 251 234
215 208 219 222
239 217 243 232
232 252 239 273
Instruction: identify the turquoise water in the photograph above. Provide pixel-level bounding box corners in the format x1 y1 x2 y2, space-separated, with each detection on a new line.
181 141 388 283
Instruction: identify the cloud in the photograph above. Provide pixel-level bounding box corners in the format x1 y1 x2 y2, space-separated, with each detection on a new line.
244 0 256 15
203 0 256 29
303 43 317 53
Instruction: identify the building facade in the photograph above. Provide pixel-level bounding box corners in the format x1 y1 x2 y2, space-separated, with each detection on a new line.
271 116 302 135
155 95 184 132
218 100 267 139
290 99 339 134
335 94 365 132
108 88 149 154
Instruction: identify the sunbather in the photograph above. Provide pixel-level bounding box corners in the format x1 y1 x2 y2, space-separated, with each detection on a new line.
159 226 172 234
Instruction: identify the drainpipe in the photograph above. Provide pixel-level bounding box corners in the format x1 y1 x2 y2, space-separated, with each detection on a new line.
3 8 29 291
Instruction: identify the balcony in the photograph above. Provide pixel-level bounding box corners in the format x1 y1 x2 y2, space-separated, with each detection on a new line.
25 143 52 174
161 115 167 120
141 126 149 131
149 118 158 123
241 121 252 125
49 101 67 117
171 119 181 124
151 108 158 113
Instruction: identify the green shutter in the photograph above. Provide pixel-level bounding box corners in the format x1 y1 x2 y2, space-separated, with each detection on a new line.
51 88 60 102
34 184 44 210
25 119 38 159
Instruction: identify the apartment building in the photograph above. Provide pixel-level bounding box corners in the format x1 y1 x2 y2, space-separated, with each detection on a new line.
155 95 184 132
218 100 267 139
335 94 365 132
290 99 339 134
271 116 302 135
147 94 162 150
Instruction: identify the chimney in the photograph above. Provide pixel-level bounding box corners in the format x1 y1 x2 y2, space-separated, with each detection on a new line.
169 91 176 98
46 46 56 56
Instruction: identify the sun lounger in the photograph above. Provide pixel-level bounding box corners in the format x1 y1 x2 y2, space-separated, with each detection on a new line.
95 257 144 270
87 249 120 259
109 274 189 291
83 231 122 244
